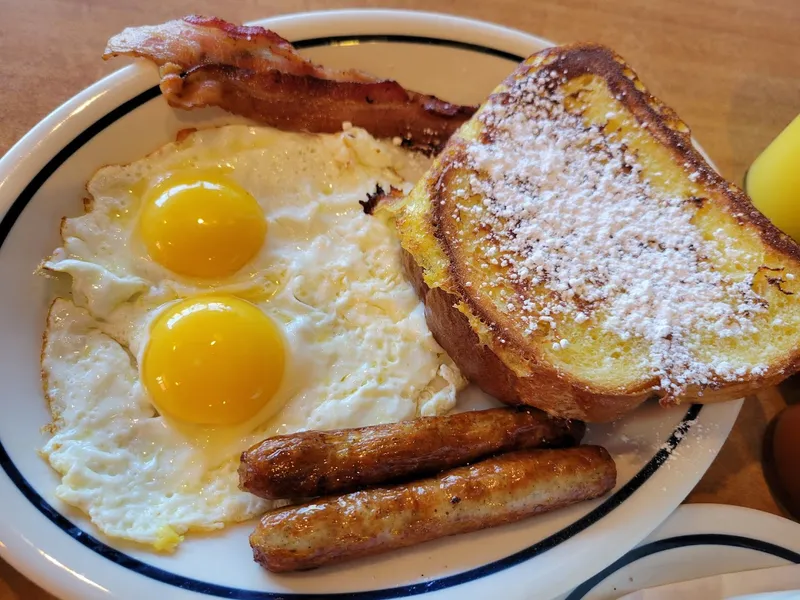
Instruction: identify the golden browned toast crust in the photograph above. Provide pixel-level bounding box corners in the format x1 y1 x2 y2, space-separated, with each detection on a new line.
395 43 800 421
402 250 651 421
403 250 795 421
520 45 800 260
431 45 800 350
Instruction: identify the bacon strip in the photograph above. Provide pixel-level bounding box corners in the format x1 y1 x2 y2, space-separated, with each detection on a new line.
104 16 477 150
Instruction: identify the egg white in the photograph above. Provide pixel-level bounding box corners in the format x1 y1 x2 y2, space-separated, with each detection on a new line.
41 300 269 550
40 125 465 550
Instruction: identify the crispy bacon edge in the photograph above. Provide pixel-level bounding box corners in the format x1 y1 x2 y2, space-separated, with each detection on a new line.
103 16 477 151
359 184 406 215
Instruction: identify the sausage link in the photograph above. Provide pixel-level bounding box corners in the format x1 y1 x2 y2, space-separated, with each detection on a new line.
250 445 615 572
239 407 585 499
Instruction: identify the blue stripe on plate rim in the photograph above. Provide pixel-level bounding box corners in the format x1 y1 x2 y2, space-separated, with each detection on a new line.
565 533 800 600
0 34 703 600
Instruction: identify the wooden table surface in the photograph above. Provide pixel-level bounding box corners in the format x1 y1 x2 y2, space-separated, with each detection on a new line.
1 0 799 597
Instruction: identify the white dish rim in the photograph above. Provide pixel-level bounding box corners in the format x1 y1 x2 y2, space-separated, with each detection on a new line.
564 504 800 599
0 9 742 600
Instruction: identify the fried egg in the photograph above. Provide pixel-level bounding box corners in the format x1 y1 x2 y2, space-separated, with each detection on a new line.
40 125 464 551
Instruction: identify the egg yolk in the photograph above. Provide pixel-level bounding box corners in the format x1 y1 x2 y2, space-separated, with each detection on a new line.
142 295 285 427
139 173 266 278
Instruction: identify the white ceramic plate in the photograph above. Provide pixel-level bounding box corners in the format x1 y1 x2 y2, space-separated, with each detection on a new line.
0 9 742 600
558 504 800 599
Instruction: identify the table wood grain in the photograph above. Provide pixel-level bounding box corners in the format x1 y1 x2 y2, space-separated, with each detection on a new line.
1 0 798 597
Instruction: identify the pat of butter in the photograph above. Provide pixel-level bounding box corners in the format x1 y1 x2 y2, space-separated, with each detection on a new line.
616 564 800 600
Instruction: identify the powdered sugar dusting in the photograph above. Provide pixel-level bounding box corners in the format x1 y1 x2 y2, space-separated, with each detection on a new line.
458 70 767 397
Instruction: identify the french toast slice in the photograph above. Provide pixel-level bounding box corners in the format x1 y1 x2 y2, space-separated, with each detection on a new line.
388 43 800 422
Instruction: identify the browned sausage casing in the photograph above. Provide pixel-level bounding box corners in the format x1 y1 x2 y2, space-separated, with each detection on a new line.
239 407 585 499
250 445 616 572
